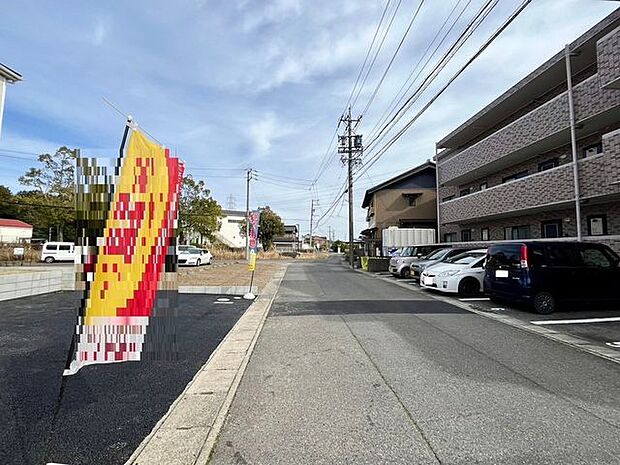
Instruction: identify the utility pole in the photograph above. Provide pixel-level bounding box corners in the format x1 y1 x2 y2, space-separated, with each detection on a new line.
309 199 315 250
245 168 255 260
338 107 362 268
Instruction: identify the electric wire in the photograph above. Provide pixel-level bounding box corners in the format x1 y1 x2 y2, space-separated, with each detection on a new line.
357 0 532 182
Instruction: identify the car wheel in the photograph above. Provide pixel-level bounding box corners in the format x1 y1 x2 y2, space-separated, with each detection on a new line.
458 278 480 297
44 257 55 263
400 268 411 279
196 259 201 267
533 291 555 314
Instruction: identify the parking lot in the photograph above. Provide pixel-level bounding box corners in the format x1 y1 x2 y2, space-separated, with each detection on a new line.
374 272 620 357
0 291 251 465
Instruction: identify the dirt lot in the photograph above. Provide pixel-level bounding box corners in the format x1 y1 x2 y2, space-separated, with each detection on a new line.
177 260 290 290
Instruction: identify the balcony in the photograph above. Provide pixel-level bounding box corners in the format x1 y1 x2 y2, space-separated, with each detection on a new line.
440 135 620 225
438 74 620 186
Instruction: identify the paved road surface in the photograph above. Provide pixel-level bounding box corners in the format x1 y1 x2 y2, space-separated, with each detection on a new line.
0 291 249 465
211 257 620 465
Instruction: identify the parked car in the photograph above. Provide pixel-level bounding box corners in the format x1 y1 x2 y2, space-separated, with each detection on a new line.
410 247 471 281
177 246 212 266
420 249 487 297
388 244 446 278
41 242 75 263
484 241 620 314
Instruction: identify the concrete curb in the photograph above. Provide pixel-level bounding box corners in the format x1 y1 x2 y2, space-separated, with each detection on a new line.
124 264 289 465
178 285 259 296
353 267 620 365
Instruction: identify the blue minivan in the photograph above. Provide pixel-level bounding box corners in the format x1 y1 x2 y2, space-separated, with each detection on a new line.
484 241 620 314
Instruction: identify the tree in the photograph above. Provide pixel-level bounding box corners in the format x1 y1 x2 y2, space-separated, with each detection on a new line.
0 185 18 219
239 206 285 251
179 175 222 244
18 147 77 241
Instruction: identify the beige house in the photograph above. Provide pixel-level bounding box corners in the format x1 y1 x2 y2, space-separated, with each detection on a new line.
361 161 437 255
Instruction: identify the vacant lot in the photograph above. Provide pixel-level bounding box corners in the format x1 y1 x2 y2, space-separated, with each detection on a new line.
178 260 290 290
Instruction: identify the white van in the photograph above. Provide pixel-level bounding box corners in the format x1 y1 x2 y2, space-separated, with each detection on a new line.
41 242 75 263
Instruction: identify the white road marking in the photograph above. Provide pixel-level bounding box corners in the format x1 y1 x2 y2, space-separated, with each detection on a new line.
491 307 505 311
459 297 491 301
234 296 242 300
214 301 234 305
531 316 620 325
606 342 620 348
217 298 231 302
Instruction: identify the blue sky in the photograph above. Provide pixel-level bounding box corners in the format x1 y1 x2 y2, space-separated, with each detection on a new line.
0 0 617 239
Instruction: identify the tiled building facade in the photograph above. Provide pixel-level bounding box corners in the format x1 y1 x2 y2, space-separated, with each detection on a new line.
436 11 620 253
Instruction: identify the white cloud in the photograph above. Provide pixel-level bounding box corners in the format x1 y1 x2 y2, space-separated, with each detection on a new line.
93 18 106 46
248 112 297 157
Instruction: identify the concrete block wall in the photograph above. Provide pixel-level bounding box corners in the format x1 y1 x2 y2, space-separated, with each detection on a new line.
597 26 620 89
0 270 63 302
438 75 620 185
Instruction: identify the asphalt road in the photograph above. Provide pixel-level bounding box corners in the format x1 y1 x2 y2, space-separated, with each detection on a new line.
0 291 249 465
211 256 620 465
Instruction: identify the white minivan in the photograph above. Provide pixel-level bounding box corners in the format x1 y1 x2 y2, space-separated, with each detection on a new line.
41 242 75 263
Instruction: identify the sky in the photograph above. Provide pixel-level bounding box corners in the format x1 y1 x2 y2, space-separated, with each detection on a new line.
0 0 618 240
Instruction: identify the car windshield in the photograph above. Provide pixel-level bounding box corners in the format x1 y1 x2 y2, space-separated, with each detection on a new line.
400 247 414 257
425 248 450 260
446 252 486 265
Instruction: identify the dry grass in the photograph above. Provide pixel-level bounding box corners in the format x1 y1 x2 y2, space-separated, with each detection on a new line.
0 244 41 265
208 244 329 261
178 259 289 289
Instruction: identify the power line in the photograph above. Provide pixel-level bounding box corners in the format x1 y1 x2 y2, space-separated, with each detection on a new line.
351 0 404 110
363 0 471 143
357 0 532 181
342 0 393 112
363 0 498 156
359 0 427 119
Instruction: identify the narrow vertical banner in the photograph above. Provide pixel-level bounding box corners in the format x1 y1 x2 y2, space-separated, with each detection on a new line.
248 210 261 254
66 126 184 376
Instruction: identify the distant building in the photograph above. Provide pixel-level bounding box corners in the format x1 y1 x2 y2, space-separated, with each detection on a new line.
0 219 33 243
273 225 300 252
0 62 22 139
361 161 437 255
436 11 620 253
214 209 246 249
302 234 328 250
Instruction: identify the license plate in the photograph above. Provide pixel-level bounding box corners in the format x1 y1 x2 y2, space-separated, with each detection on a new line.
495 269 509 278
423 276 434 286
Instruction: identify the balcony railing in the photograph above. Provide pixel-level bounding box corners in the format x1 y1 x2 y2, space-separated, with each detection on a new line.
438 74 620 185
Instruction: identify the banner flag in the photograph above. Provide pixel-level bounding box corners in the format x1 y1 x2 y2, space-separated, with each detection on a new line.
248 210 260 254
65 126 183 376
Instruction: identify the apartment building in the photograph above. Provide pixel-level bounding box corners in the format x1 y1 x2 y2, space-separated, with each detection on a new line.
436 10 620 253
361 160 437 255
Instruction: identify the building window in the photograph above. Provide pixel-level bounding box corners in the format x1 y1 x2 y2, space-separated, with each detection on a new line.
538 157 559 172
461 229 472 242
479 182 487 190
403 194 420 207
460 187 471 197
443 232 457 243
502 171 528 183
442 195 455 202
504 225 530 240
541 220 562 238
587 215 607 236
481 228 489 241
583 142 602 158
